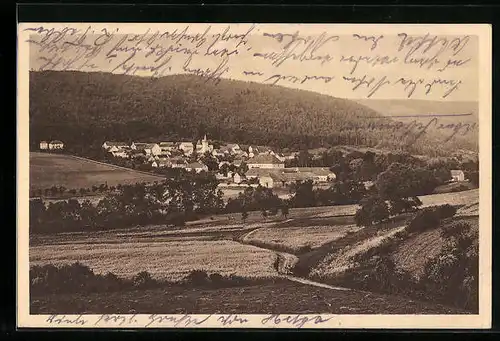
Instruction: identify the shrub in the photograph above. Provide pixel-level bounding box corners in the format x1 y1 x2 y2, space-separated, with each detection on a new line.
132 271 157 289
184 270 210 286
30 263 124 294
420 226 478 312
208 273 225 287
354 195 390 227
407 208 440 233
436 204 457 219
441 221 471 239
298 245 313 254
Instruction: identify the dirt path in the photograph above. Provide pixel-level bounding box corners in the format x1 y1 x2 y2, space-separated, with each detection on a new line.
235 219 352 292
284 275 351 291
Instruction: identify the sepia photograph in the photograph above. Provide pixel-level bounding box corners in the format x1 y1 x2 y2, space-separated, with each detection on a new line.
17 23 491 328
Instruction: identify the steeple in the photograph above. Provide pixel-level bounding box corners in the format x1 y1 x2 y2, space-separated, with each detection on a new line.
203 134 207 142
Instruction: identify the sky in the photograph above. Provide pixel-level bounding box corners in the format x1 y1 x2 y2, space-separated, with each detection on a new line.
24 23 481 102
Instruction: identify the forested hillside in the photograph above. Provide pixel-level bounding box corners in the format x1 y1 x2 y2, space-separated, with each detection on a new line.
29 71 476 155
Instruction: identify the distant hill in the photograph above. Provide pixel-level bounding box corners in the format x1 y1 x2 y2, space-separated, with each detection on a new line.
29 71 476 156
354 99 478 152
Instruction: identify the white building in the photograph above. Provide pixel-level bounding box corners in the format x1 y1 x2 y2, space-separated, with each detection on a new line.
102 141 128 150
186 162 209 173
178 142 195 155
247 154 285 169
39 141 48 150
48 140 64 150
451 170 466 182
131 142 162 156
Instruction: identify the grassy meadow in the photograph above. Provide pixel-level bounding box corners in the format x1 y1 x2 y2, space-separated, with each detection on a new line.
30 152 164 192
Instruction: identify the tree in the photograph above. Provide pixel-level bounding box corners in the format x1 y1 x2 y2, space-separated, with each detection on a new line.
467 171 479 187
290 180 315 207
200 152 219 172
296 150 313 167
238 162 249 176
281 205 289 219
241 210 249 223
219 163 230 177
354 195 390 227
375 162 437 214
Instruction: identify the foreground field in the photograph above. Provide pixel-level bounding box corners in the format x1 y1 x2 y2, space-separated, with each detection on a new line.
244 220 360 253
392 216 479 278
31 281 468 315
30 239 278 282
29 187 479 313
30 152 164 191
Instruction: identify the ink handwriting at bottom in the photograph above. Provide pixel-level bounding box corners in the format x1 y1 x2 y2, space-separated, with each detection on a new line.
217 314 249 326
145 314 212 328
94 314 138 326
46 314 88 326
261 314 333 328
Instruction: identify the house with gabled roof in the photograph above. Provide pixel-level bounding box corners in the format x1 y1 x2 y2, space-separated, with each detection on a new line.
102 141 128 150
131 142 162 156
451 169 465 182
186 161 208 173
247 154 284 169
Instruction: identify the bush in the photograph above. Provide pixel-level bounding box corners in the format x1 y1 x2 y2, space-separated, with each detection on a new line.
420 224 478 312
298 245 313 254
132 271 158 289
441 221 471 239
354 195 390 227
208 273 225 287
184 270 210 286
30 263 128 294
436 204 457 219
407 208 441 233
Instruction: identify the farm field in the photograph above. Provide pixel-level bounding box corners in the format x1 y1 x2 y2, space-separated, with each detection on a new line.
310 223 407 278
31 281 468 315
30 152 164 191
391 216 480 279
29 183 479 314
30 239 278 282
244 224 361 253
419 189 479 208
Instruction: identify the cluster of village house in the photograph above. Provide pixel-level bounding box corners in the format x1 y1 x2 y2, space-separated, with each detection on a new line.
40 136 466 189
39 140 65 150
100 135 338 189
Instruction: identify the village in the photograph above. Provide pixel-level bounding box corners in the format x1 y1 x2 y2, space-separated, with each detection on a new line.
99 135 338 189
38 134 469 195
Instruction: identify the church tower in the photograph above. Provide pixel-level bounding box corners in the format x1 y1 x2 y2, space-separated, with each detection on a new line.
202 134 209 153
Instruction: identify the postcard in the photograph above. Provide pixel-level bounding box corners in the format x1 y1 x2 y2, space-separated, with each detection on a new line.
17 23 492 329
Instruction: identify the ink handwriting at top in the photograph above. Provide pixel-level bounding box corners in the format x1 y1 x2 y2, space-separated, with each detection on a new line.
253 31 339 67
397 33 471 71
352 34 384 50
263 73 334 86
343 74 391 98
205 25 255 58
395 77 462 99
340 54 399 75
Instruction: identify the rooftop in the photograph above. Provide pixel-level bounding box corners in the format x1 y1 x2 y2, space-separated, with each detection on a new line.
247 154 284 165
